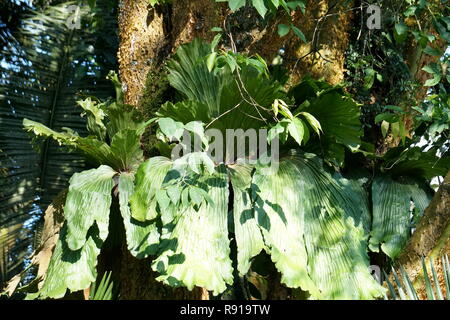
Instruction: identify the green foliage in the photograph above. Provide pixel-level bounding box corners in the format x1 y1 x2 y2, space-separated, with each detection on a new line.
18 38 450 301
288 78 363 167
385 255 450 300
216 0 307 41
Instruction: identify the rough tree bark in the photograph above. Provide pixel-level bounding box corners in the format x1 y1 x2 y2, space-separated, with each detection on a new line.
395 171 450 298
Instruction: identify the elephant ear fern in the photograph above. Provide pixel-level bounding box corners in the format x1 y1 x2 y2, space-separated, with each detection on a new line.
385 255 450 300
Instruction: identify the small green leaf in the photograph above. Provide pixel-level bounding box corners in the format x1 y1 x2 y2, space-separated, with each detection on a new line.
287 118 305 146
381 120 390 138
375 113 399 124
156 189 171 211
158 118 185 141
167 185 181 205
206 52 217 72
423 46 442 56
211 34 222 52
277 24 290 37
252 0 268 17
298 112 322 135
424 75 441 87
394 22 408 44
291 25 307 43
189 186 204 206
227 0 246 11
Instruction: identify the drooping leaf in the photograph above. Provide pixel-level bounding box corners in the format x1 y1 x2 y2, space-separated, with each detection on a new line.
252 153 385 299
369 175 433 258
118 172 159 259
152 165 233 295
64 165 116 251
23 118 116 168
129 157 172 222
28 224 103 299
228 163 265 276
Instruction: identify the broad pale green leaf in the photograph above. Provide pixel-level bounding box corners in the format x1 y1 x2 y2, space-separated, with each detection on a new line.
306 92 362 151
104 102 146 138
30 224 102 299
333 170 372 234
289 79 362 166
228 163 265 276
162 40 282 133
129 157 172 222
64 165 116 251
167 39 224 116
253 153 385 299
369 175 432 258
252 157 320 297
118 173 160 259
152 165 233 295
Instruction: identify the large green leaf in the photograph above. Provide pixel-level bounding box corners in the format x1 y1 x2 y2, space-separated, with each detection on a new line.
252 153 385 299
129 157 173 222
228 163 265 276
167 38 224 116
369 175 433 259
64 165 116 251
28 224 103 299
333 170 372 234
152 165 233 295
118 172 159 259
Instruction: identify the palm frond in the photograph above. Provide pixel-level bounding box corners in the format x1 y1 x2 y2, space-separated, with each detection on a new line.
0 0 118 287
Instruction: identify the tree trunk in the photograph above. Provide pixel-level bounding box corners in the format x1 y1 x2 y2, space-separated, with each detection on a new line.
395 171 450 298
